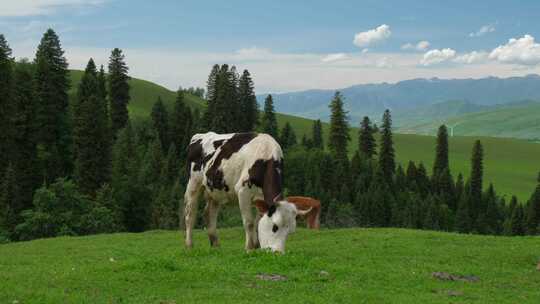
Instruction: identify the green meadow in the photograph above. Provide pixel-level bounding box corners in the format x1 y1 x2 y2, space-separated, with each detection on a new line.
68 71 540 201
1 228 539 303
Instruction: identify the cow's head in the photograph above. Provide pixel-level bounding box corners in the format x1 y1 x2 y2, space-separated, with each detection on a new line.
257 200 311 253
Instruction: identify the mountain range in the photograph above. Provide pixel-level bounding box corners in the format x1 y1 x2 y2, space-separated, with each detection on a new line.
258 74 540 126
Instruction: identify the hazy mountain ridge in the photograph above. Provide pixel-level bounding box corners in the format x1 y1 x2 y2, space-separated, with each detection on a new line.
258 74 540 124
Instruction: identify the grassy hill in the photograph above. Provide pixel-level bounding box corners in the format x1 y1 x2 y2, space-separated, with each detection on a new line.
399 101 540 140
1 228 539 303
67 71 540 201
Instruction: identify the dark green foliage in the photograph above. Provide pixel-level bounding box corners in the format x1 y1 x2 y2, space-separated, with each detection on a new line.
169 90 193 159
108 48 130 136
525 173 540 235
74 59 111 196
279 122 297 150
14 179 118 241
9 60 40 219
455 191 471 233
358 116 376 158
33 29 72 184
203 64 242 133
0 34 13 178
433 125 449 176
237 69 258 132
111 122 149 232
151 97 170 150
378 110 395 181
312 119 324 150
327 92 350 162
509 204 526 236
469 140 484 222
0 166 18 236
261 94 278 139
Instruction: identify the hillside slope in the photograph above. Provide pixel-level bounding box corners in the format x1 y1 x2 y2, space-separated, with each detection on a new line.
399 101 540 140
0 228 539 303
67 71 540 200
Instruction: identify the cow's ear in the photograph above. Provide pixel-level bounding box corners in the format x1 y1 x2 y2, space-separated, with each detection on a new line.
254 200 268 214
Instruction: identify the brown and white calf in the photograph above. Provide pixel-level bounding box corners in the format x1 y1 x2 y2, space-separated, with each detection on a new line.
256 196 321 229
183 132 307 252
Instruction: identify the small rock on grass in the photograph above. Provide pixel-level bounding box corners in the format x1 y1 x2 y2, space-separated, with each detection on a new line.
432 271 479 282
255 273 287 281
319 270 329 276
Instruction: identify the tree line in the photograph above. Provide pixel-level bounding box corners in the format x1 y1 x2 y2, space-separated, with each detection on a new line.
1 29 539 243
285 92 540 236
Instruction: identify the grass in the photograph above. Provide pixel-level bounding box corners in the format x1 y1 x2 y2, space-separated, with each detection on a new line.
0 228 539 303
67 70 540 201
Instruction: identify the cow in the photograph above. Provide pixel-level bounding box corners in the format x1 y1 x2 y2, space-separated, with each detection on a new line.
183 132 308 252
255 196 321 229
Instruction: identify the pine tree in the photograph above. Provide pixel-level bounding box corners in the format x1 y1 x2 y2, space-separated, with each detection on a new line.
525 172 540 235
0 34 13 178
108 48 130 136
0 165 18 235
455 190 471 233
509 204 525 236
261 94 278 139
433 125 449 176
202 64 219 130
327 91 350 162
151 97 170 150
74 59 109 196
312 119 324 150
10 60 40 217
469 140 484 222
378 109 395 182
34 29 72 184
238 69 258 132
279 122 297 150
96 65 112 185
169 90 193 158
358 116 376 158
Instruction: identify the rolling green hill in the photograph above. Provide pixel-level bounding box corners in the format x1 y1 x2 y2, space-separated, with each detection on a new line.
67 71 540 201
1 228 539 303
399 101 540 140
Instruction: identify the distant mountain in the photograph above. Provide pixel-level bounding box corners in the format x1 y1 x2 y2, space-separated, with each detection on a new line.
258 74 540 124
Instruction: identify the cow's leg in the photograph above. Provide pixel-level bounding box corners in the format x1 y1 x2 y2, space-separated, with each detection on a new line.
238 189 257 250
184 178 202 249
207 199 220 247
253 212 261 248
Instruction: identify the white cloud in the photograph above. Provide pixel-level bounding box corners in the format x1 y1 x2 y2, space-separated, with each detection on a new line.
321 53 349 63
469 24 496 37
489 34 540 66
375 57 392 68
454 51 489 64
401 40 430 51
361 48 369 54
420 48 456 66
0 0 106 16
353 24 391 48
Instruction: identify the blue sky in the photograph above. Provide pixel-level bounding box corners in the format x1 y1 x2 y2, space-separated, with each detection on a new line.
2 0 540 93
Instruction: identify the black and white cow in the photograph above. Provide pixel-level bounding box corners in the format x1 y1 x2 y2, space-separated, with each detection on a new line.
184 132 306 252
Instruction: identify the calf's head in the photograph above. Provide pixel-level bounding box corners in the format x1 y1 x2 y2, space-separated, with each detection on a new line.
257 200 310 253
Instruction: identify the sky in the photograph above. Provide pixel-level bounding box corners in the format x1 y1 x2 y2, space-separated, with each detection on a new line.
2 0 540 93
